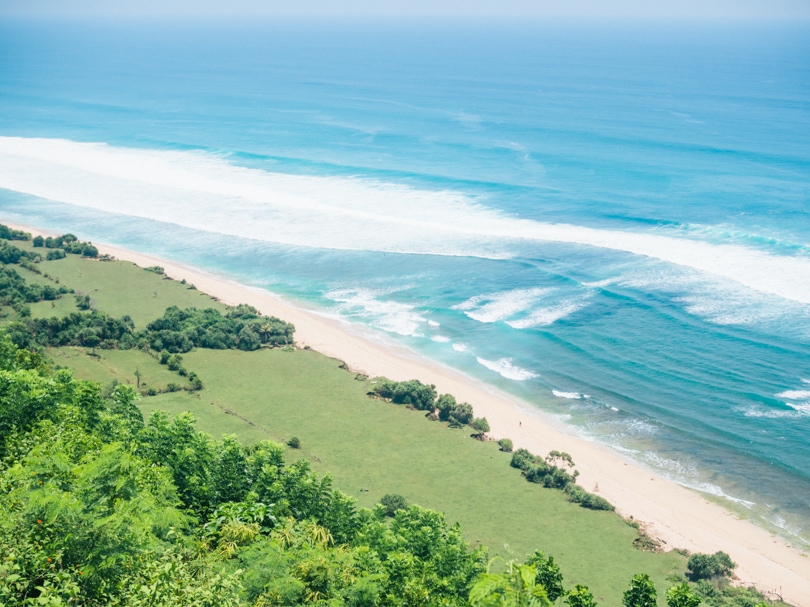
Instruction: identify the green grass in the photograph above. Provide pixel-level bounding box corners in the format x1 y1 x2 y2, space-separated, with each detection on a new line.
38 257 225 328
46 346 191 393
10 240 227 328
14 242 687 605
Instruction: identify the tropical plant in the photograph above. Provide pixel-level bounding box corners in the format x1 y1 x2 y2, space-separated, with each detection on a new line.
470 562 552 607
623 573 657 607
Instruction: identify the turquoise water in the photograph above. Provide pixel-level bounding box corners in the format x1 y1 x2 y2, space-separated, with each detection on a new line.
1 20 809 545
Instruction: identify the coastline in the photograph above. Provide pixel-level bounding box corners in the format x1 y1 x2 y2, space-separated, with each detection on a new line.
7 222 810 603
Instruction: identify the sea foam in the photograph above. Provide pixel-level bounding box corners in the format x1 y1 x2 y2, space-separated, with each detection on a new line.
3 136 810 304
476 357 538 381
325 288 426 337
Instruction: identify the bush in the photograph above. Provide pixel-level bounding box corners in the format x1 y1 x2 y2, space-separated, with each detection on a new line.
436 394 457 421
470 417 489 438
46 249 66 260
287 436 301 449
498 438 513 452
448 402 473 427
75 294 91 310
379 494 408 517
32 235 44 247
687 551 735 581
167 354 183 371
0 224 31 240
510 448 537 471
81 243 99 258
565 485 614 511
391 379 437 410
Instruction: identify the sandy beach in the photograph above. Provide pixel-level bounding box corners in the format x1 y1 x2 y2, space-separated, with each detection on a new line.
8 222 810 604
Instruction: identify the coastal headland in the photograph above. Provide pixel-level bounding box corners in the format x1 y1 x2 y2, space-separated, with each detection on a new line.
6 221 810 605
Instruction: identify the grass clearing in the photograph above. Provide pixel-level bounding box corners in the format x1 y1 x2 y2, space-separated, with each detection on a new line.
38 256 225 328
47 346 190 393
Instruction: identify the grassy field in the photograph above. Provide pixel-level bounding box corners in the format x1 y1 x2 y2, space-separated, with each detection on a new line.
11 240 227 327
7 245 688 604
47 346 192 393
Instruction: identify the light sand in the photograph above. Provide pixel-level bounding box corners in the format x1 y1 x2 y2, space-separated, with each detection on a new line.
9 222 810 603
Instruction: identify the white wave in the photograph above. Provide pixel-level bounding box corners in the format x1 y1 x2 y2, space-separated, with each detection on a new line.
641 451 700 478
787 402 810 415
552 389 584 399
325 288 426 337
506 298 588 329
687 482 757 508
453 287 551 323
452 343 467 352
476 357 538 381
742 405 810 419
4 136 810 304
776 389 810 400
621 263 810 333
430 335 451 343
426 320 440 327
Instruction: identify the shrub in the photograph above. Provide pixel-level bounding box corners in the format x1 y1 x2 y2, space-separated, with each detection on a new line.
436 394 457 421
287 436 301 449
46 249 66 260
391 379 437 411
565 485 614 511
510 448 537 471
470 417 489 438
75 294 91 310
159 350 170 364
81 243 98 258
687 552 735 581
448 402 473 427
380 494 408 517
498 438 513 452
167 354 183 371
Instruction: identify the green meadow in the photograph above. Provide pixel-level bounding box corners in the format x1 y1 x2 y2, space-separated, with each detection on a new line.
6 245 689 604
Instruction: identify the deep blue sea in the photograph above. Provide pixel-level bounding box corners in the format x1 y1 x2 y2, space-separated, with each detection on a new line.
1 19 809 546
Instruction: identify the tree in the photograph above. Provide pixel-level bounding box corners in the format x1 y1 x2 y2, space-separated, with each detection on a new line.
498 438 514 452
436 393 457 421
470 562 552 607
134 368 141 388
666 583 701 607
566 585 598 607
526 551 564 602
379 494 408 517
623 574 657 607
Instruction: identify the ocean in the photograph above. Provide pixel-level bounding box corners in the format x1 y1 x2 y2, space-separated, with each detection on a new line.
0 18 808 546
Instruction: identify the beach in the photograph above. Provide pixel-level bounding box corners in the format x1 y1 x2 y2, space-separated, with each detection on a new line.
8 221 810 604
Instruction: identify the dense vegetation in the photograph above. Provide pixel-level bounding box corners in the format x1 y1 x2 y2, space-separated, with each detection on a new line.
4 304 293 353
0 225 788 606
0 332 754 607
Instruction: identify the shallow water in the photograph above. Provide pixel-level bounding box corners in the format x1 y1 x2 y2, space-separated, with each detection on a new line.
1 19 808 545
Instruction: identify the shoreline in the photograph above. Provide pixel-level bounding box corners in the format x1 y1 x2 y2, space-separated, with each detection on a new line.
7 221 810 603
